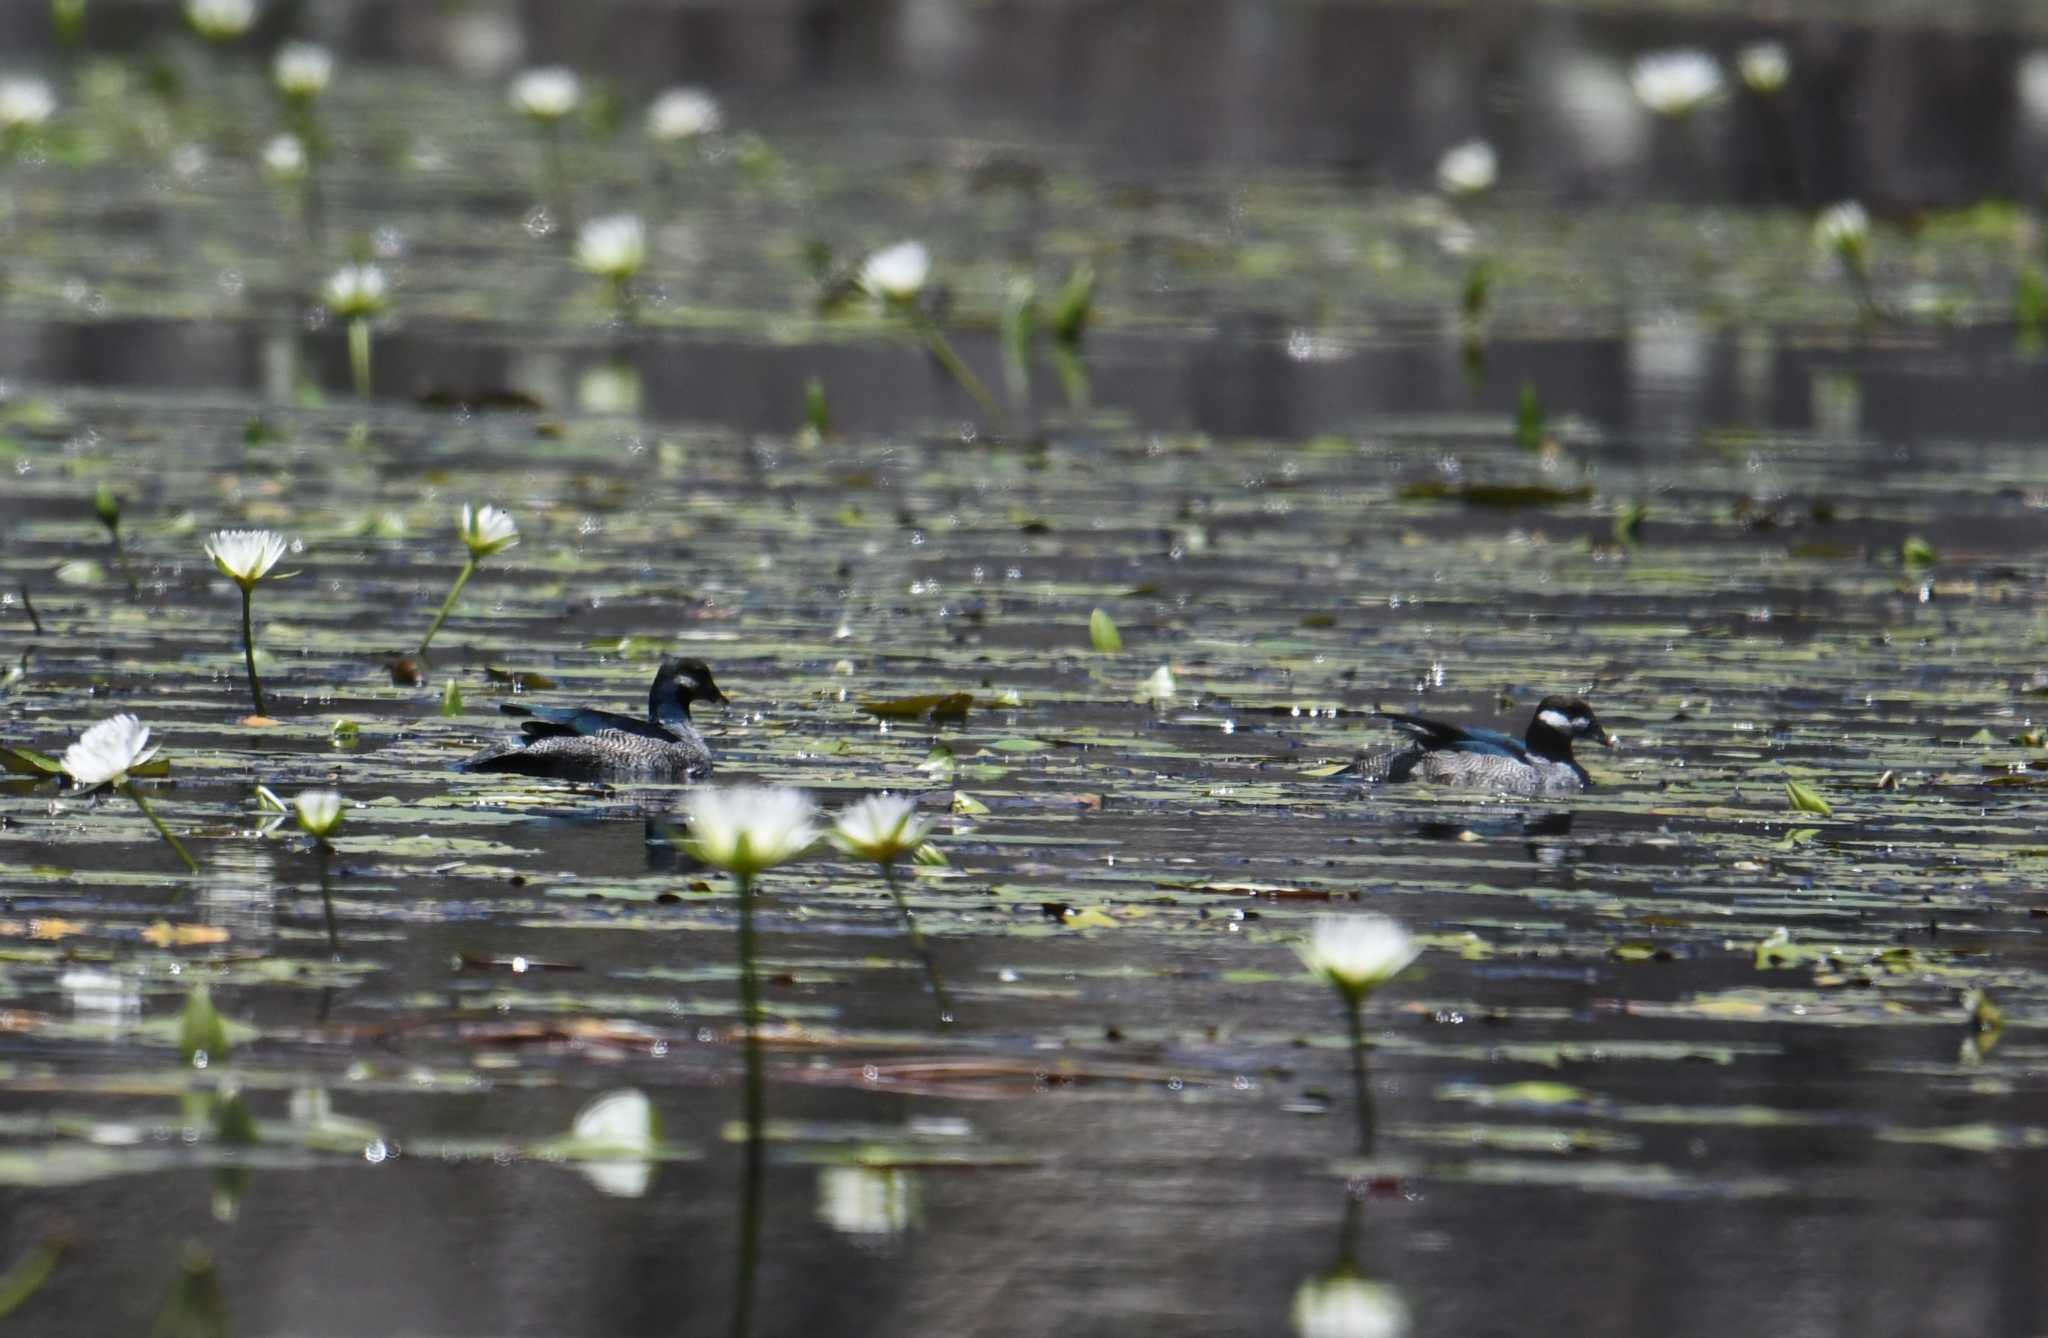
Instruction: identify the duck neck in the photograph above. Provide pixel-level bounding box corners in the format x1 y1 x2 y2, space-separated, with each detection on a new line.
652 696 702 738
1523 722 1576 765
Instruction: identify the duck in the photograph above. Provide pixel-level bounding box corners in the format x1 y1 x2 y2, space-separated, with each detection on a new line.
456 657 727 782
1350 696 1613 796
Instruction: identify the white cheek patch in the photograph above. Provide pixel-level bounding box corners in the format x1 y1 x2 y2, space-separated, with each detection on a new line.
1537 709 1572 731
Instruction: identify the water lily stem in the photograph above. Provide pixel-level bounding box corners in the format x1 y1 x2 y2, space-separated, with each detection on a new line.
1344 991 1374 1156
347 316 371 398
543 120 573 233
881 860 954 1025
109 530 139 599
238 586 267 716
122 782 198 874
905 307 1009 436
733 870 764 1338
416 558 477 658
316 845 339 957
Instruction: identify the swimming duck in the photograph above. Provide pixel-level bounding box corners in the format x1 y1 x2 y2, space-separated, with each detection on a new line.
1350 696 1613 796
456 657 727 781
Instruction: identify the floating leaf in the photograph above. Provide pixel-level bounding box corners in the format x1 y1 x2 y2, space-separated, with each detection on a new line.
1901 536 1937 569
1089 608 1123 654
951 792 991 817
329 719 360 748
0 748 61 776
486 666 558 691
917 744 956 780
1775 827 1820 851
1784 779 1833 816
1398 480 1592 508
860 692 972 723
144 922 230 948
1060 907 1118 930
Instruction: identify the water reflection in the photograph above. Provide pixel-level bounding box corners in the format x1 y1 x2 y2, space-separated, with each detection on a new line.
1290 1195 1412 1338
816 1165 919 1242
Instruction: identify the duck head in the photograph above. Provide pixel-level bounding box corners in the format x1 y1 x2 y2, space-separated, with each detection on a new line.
650 657 728 726
1524 696 1613 761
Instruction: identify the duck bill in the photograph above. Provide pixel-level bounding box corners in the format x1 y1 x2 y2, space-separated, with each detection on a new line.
1597 730 1617 749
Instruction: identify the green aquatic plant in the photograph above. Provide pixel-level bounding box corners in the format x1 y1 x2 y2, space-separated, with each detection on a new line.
417 503 518 657
93 483 139 597
1297 913 1419 1154
1514 381 1546 452
830 794 951 1024
1050 263 1095 347
294 789 344 952
680 785 818 1338
1089 607 1123 653
857 240 1007 433
1784 778 1833 816
323 263 387 398
62 714 197 872
510 66 580 228
1814 202 1874 314
184 0 254 43
573 213 646 320
272 42 330 133
203 528 290 716
0 77 54 160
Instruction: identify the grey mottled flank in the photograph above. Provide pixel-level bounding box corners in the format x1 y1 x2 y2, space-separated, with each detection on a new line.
460 725 714 782
1351 744 1588 796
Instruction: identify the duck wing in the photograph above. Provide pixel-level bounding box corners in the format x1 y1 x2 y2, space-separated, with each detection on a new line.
501 703 675 742
1372 710 1532 761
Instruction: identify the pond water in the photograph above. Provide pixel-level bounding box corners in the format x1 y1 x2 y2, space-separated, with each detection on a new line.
1 4 2046 1336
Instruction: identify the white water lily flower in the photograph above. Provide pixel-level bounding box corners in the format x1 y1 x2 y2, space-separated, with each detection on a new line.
510 66 579 121
816 1165 917 1237
574 214 647 281
62 714 160 787
1738 41 1790 94
682 786 818 877
186 0 256 40
857 240 930 302
293 790 344 839
204 529 288 590
273 42 333 98
1813 200 1870 258
1435 139 1497 196
261 132 307 179
324 263 387 319
830 794 933 865
0 77 56 131
1290 1275 1412 1338
459 503 519 559
1630 49 1724 117
1296 914 1419 997
647 87 722 141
